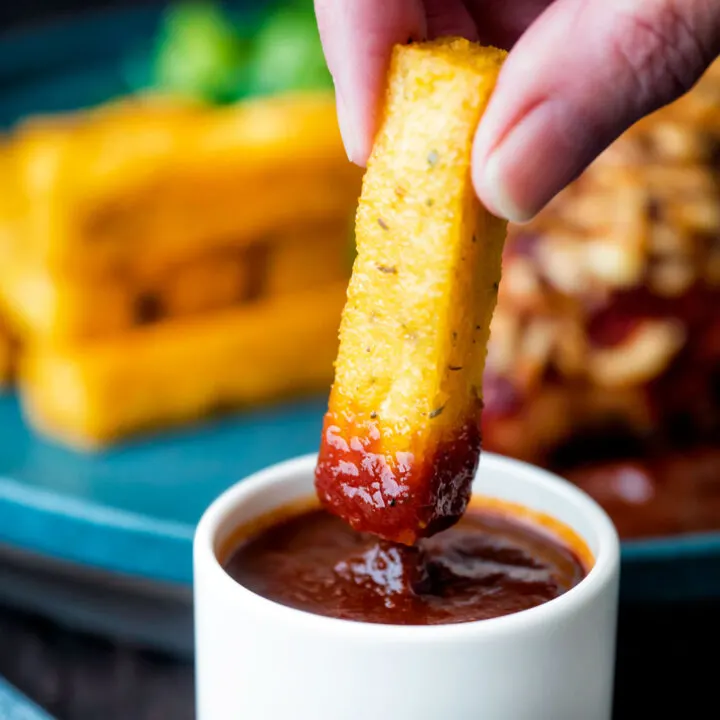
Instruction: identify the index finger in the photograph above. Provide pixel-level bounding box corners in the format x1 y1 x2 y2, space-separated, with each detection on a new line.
314 0 426 165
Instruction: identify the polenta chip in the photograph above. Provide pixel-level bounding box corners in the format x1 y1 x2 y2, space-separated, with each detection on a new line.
0 251 251 342
21 283 345 448
1 218 350 343
8 93 362 277
315 39 508 543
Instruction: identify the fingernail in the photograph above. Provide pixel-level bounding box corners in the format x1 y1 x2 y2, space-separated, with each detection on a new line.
335 91 360 164
479 152 535 223
475 100 578 223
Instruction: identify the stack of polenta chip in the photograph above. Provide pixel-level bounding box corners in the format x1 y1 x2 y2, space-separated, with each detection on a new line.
0 92 361 448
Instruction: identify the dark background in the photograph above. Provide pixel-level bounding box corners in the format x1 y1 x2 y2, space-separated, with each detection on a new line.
0 2 717 718
0 1 148 30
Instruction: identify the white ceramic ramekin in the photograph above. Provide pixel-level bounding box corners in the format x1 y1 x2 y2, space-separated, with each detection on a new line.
194 452 620 720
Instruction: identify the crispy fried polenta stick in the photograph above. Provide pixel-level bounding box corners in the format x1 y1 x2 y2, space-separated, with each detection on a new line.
315 39 508 544
0 252 250 342
21 283 345 449
10 94 362 277
0 219 352 342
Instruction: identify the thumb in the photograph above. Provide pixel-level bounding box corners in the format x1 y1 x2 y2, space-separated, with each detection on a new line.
473 0 720 222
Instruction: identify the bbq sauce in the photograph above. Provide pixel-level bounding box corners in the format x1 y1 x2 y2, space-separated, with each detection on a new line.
224 501 589 625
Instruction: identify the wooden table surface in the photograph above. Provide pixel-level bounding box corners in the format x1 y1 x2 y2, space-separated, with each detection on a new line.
0 602 194 720
0 594 716 719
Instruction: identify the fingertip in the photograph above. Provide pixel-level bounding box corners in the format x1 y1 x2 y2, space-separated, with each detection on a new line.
473 119 540 224
318 0 425 168
335 91 365 166
473 151 537 223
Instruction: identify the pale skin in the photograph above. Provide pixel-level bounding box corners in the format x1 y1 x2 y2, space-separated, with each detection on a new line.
314 0 720 222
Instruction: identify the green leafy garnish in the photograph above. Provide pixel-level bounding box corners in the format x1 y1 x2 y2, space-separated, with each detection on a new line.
153 2 251 104
244 3 333 96
143 0 333 105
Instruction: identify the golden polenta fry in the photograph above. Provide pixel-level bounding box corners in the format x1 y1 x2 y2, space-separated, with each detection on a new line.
0 251 253 342
315 39 508 544
0 218 352 343
21 283 345 449
8 93 362 277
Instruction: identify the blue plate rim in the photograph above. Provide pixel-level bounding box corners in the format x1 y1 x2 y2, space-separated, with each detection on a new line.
2 446 720 586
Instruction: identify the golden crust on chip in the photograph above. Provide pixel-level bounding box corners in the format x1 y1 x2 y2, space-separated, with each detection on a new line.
21 283 345 448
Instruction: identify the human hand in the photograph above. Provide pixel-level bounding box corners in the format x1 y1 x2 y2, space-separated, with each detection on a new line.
314 0 720 221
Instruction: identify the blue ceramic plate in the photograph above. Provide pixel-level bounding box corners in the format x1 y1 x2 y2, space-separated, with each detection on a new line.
0 5 719 649
0 392 329 586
